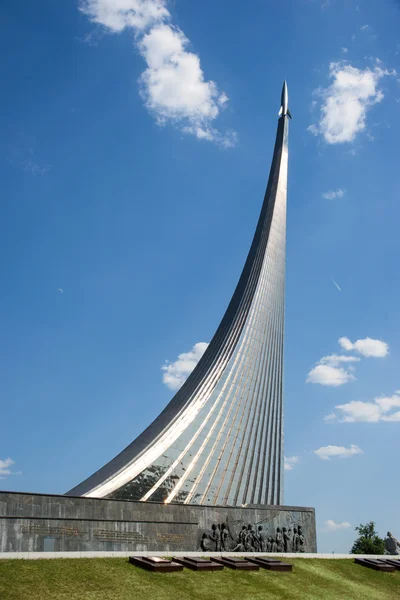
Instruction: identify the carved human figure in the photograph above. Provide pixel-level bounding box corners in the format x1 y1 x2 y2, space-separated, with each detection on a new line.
297 525 305 553
220 523 229 551
292 527 299 553
385 532 400 555
266 536 273 552
254 530 261 551
232 526 247 552
283 527 291 553
257 526 266 552
249 526 260 551
244 524 255 551
276 527 284 552
271 535 278 553
288 528 293 552
201 533 212 552
209 523 221 551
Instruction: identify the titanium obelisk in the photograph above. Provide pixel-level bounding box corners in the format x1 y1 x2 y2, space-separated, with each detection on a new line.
68 82 291 506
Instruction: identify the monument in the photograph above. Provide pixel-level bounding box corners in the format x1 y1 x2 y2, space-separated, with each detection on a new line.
0 83 317 554
66 81 291 507
385 532 400 555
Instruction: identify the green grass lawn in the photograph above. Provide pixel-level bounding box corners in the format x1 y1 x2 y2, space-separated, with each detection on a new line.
0 558 399 600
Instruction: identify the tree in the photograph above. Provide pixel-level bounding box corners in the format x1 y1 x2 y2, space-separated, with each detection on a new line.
350 522 385 555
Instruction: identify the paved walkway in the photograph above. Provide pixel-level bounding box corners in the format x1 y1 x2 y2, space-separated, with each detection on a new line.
1 551 398 560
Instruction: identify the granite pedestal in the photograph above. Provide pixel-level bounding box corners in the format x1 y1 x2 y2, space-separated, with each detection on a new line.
0 491 316 554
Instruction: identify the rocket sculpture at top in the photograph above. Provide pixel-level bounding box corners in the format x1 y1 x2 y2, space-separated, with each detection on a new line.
67 82 291 507
279 80 292 119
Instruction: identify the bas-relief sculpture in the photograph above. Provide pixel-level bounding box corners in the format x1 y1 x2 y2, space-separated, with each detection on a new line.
201 521 306 553
385 531 400 556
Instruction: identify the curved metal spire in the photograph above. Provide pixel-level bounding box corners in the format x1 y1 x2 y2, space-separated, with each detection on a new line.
67 83 290 506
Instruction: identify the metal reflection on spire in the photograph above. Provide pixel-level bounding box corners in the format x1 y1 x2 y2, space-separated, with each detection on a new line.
67 82 291 507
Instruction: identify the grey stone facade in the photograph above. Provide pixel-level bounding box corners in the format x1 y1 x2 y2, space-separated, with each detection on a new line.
0 491 316 553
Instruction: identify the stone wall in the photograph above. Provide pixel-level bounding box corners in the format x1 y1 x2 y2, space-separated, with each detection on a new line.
0 491 316 553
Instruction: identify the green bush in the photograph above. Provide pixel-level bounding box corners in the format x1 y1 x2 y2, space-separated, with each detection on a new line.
350 521 385 555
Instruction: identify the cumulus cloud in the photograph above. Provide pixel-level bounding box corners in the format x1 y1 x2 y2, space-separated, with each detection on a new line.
339 336 389 357
308 62 394 144
79 0 169 33
324 412 337 423
322 188 345 200
308 337 389 386
307 364 355 386
319 355 360 367
0 457 15 480
79 1 235 145
323 520 352 531
314 444 363 460
284 456 299 471
307 354 358 387
328 391 400 423
162 342 208 391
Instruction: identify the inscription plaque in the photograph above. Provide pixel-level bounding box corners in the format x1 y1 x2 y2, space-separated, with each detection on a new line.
21 525 82 537
93 529 150 543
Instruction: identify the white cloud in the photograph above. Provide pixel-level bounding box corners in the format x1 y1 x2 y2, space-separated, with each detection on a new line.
319 355 360 367
324 412 337 423
308 62 394 144
339 336 389 357
79 0 169 33
162 342 208 391
360 24 370 32
307 364 355 386
307 335 388 387
0 457 15 480
341 48 348 54
314 444 363 460
322 188 345 200
79 1 235 145
307 354 358 387
334 401 381 422
323 520 352 531
284 456 299 471
330 391 400 423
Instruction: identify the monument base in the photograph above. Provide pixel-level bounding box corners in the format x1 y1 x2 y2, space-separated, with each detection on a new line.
0 491 316 553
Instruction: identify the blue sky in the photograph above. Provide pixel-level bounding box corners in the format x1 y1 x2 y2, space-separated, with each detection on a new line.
1 0 400 553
